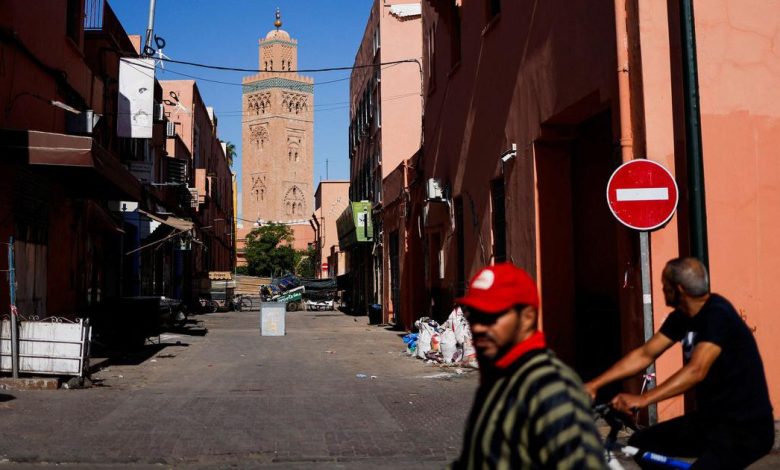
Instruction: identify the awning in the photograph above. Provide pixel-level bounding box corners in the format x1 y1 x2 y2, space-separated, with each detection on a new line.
389 4 421 19
138 209 194 231
0 128 143 201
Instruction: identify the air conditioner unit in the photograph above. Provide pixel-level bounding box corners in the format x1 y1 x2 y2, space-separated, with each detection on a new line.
154 102 165 121
166 120 176 137
66 109 100 134
188 188 199 208
426 178 444 201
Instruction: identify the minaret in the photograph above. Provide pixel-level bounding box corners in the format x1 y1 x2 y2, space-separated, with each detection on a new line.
241 9 314 225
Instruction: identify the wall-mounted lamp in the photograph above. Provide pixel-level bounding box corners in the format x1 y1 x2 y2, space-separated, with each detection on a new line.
500 143 518 164
500 143 518 175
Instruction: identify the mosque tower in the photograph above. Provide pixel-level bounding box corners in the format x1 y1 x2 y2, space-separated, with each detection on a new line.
241 9 314 227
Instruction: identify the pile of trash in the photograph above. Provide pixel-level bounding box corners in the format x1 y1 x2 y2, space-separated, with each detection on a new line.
403 307 478 368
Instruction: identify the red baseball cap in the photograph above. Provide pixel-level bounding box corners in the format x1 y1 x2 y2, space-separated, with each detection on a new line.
456 263 539 313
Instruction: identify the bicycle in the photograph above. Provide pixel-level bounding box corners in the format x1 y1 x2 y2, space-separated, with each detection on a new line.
230 294 253 312
197 297 219 314
594 404 692 469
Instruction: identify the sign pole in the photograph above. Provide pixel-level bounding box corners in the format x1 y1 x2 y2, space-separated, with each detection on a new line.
7 237 19 378
607 159 678 427
640 231 657 425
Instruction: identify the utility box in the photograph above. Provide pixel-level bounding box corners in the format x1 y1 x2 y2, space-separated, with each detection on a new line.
260 302 286 336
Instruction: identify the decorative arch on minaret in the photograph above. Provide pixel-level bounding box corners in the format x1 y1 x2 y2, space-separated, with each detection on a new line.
283 185 305 216
281 92 309 115
287 130 304 162
250 173 267 202
247 93 271 115
249 124 269 149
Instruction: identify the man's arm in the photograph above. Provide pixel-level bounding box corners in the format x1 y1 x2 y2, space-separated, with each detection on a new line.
611 341 721 413
584 332 675 400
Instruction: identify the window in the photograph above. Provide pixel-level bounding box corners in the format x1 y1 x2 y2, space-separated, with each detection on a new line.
426 22 437 91
455 197 465 295
372 26 380 56
66 0 82 45
193 126 201 167
491 179 507 263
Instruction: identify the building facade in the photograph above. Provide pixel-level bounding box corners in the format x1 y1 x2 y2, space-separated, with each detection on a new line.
0 0 233 337
341 1 423 317
400 0 780 420
310 181 349 278
160 81 235 279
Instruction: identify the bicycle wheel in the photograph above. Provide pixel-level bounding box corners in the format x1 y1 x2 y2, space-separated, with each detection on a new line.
208 300 218 313
240 297 253 311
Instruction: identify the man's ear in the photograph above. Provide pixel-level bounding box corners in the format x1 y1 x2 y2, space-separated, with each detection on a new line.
520 305 538 331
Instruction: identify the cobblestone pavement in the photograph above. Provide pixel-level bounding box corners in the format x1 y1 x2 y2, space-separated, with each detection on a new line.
0 310 478 469
0 309 777 469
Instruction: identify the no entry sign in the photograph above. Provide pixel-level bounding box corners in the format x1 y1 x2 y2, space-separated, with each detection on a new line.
606 159 679 231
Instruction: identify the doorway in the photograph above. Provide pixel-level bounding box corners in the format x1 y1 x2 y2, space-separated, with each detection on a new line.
389 231 401 324
536 111 624 382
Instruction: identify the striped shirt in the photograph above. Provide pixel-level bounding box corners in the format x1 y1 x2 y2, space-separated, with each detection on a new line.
452 346 607 469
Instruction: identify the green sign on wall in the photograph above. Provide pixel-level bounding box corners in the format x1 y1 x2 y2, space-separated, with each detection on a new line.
336 201 374 250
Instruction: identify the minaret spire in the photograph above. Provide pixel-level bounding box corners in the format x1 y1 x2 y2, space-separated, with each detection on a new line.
274 7 282 30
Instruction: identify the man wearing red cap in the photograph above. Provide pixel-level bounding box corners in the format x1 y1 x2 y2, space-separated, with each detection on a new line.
451 263 607 469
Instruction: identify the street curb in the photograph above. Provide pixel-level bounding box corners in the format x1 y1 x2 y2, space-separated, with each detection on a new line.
0 378 58 391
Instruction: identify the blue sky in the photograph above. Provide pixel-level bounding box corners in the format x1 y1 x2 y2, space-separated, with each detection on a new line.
109 0 373 219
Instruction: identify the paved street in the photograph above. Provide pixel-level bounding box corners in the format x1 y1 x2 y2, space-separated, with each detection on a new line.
0 310 478 469
1 309 778 469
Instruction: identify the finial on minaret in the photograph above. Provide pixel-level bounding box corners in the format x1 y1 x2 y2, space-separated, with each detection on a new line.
274 8 282 30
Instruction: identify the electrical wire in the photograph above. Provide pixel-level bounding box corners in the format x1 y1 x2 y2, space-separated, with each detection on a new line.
156 56 420 74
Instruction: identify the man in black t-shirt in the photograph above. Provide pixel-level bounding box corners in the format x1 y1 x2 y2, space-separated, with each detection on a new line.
585 257 774 469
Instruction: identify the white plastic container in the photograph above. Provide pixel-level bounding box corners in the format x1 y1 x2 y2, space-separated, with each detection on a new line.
260 302 286 336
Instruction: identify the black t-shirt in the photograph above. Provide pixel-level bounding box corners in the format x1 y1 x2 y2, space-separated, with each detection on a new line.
659 294 773 422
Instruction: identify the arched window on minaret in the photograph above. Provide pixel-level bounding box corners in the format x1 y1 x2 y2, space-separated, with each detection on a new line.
270 59 273 70
264 61 267 70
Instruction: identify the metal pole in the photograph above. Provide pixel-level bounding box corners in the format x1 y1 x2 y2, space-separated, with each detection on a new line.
143 0 157 57
679 0 708 268
640 231 657 424
326 159 329 180
7 237 19 378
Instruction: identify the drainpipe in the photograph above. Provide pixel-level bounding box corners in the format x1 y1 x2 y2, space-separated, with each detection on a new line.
614 0 633 163
679 0 709 268
614 0 658 425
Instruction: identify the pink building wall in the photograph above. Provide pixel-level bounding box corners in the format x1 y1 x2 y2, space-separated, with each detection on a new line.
416 0 780 419
633 0 780 419
313 181 350 277
379 3 424 180
160 80 235 273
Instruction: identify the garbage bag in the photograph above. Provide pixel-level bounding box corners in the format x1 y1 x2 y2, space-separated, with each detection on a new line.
416 324 433 359
402 333 418 356
440 329 458 364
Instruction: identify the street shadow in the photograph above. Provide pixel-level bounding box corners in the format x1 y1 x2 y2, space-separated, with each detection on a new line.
163 318 208 337
90 337 190 368
0 393 15 402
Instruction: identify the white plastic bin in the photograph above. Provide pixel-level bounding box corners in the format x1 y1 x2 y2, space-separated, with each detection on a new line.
260 302 286 336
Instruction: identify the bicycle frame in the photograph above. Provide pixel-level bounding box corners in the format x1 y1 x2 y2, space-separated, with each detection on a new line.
594 405 692 470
